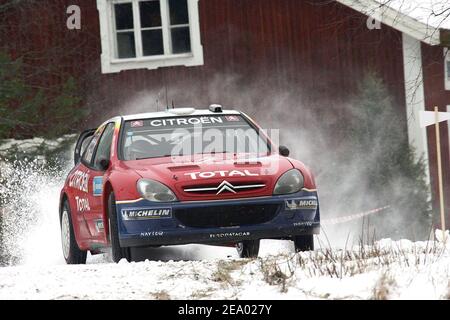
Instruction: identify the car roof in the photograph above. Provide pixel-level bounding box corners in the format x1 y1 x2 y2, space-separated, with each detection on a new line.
120 108 241 121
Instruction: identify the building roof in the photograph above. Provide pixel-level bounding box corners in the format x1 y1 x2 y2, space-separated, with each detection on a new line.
337 0 450 45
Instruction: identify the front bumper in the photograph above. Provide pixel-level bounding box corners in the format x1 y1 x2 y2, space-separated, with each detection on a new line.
115 190 320 248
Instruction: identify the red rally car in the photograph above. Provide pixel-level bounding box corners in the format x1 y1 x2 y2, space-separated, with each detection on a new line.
59 105 320 263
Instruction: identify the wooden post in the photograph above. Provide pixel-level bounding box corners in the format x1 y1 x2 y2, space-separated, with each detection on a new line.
434 106 446 238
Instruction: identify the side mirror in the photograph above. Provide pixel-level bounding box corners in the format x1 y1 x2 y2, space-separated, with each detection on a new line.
279 145 290 157
74 128 96 165
99 158 110 171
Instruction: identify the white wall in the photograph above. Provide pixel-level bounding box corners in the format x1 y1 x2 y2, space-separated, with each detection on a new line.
402 33 431 189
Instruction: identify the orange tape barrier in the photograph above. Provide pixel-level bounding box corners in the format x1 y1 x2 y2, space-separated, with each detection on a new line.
322 206 391 225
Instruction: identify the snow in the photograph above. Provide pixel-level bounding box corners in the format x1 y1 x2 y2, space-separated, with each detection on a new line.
1 139 449 300
0 135 75 155
374 0 450 30
435 229 450 243
0 239 448 300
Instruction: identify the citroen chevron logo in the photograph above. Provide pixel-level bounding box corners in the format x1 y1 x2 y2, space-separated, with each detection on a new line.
216 181 237 195
184 180 266 195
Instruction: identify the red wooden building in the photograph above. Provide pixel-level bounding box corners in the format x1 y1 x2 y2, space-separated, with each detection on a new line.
1 0 450 223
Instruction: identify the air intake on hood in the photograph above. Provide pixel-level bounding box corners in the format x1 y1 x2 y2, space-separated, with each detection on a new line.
168 165 200 172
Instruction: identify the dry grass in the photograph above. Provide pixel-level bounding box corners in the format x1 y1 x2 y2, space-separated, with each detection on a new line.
296 238 447 279
191 288 214 299
372 272 396 300
152 290 171 300
256 233 447 295
212 260 249 285
259 256 295 293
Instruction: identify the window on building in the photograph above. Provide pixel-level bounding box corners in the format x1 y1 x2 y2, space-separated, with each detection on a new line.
97 0 203 73
445 48 450 90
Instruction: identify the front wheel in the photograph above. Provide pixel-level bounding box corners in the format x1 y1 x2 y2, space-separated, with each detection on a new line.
108 192 132 263
294 235 314 252
236 240 260 258
60 201 87 264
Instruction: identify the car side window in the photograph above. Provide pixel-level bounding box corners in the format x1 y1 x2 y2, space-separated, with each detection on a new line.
80 136 93 156
82 127 105 165
93 123 115 171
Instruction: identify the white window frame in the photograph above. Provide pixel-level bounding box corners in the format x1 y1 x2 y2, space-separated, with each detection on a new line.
445 48 450 91
97 0 203 74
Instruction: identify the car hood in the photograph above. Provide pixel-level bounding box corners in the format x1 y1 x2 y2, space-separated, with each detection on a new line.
121 153 294 201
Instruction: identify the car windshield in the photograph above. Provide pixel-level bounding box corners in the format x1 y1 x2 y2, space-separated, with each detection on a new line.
120 115 270 160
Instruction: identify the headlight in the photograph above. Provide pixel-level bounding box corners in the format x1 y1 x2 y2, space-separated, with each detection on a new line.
273 169 304 195
137 179 178 202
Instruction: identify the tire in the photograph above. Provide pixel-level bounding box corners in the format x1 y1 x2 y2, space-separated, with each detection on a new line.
108 192 131 263
294 235 314 252
236 240 260 258
60 200 87 264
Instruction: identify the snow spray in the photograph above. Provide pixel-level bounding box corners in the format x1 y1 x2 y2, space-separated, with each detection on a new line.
0 159 68 266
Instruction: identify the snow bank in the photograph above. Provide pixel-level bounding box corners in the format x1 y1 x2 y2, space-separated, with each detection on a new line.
0 239 448 300
0 135 76 156
1 139 448 300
